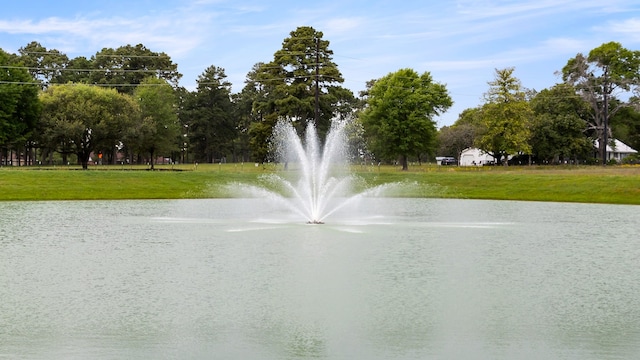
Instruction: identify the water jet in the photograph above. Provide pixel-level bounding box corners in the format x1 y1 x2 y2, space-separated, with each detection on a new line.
235 118 389 224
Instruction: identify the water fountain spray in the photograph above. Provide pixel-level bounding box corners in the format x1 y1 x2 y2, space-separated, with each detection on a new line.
233 118 394 224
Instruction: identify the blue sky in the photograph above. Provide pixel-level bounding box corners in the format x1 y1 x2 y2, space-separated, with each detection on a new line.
1 0 639 127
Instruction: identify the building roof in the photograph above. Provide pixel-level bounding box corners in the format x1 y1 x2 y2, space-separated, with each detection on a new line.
595 139 638 154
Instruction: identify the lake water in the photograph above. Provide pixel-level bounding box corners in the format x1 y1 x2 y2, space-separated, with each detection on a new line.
1 198 639 359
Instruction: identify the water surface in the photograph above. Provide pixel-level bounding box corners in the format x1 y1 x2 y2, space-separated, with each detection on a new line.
1 198 638 359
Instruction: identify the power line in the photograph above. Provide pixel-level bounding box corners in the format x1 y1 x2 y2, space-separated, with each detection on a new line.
0 65 175 73
95 54 170 58
0 80 173 87
19 51 65 55
19 51 170 58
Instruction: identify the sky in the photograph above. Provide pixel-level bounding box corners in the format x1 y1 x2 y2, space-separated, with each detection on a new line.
1 0 639 127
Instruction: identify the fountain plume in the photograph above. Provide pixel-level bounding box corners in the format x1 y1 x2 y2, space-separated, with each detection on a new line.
233 118 393 224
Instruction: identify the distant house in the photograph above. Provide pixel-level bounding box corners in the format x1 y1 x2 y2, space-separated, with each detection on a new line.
1 150 34 166
595 139 638 162
459 148 497 166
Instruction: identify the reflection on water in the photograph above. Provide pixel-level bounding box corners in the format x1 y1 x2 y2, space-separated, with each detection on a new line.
1 198 639 359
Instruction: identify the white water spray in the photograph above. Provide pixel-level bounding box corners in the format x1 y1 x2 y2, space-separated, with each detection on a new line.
235 119 395 224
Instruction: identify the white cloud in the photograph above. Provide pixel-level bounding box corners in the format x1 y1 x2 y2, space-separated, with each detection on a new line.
455 0 613 19
540 38 589 54
0 17 114 35
608 18 640 41
422 59 499 72
0 7 218 57
323 17 363 35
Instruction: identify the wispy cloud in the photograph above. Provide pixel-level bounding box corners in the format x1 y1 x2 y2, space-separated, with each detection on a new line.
323 17 363 36
455 0 616 18
608 18 640 41
0 17 117 35
0 6 217 56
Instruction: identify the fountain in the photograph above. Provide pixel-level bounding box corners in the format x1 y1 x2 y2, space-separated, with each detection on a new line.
235 118 390 224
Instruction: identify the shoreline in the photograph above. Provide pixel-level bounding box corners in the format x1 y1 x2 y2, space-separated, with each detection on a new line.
1 164 639 205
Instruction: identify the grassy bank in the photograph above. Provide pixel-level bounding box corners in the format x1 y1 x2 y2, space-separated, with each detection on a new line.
1 164 639 205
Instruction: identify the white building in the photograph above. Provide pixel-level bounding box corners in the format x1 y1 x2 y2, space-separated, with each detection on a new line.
459 148 497 166
595 139 637 162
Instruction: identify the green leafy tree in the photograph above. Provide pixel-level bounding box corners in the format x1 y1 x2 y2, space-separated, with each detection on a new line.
437 107 484 161
244 62 281 163
343 115 368 163
174 86 192 163
610 103 640 152
360 68 452 170
16 42 95 86
529 83 592 163
437 123 476 161
18 41 69 87
561 41 640 164
252 26 354 138
132 77 179 169
232 64 265 163
55 56 93 84
40 84 139 169
0 49 41 165
455 107 484 128
476 67 532 165
91 44 181 94
99 90 139 165
181 66 235 163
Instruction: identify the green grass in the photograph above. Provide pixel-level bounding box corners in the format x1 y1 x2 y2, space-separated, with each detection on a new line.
1 163 639 205
0 164 264 201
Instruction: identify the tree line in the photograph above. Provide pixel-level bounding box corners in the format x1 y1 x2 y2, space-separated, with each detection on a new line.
439 42 640 166
1 26 639 170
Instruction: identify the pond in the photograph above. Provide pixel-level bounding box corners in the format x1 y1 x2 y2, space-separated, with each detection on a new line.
1 198 639 359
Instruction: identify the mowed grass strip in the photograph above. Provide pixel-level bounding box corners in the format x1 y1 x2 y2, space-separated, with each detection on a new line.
423 171 639 204
354 165 640 204
0 166 262 201
1 164 639 204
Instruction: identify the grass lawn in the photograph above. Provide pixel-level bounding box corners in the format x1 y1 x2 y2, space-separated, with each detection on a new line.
1 163 639 205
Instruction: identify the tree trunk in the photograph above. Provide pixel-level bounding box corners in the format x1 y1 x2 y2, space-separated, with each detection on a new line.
149 149 155 170
79 152 90 170
599 133 607 165
401 154 408 171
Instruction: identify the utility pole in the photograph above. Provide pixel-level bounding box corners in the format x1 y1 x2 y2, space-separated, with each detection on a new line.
314 37 320 125
603 90 608 165
602 69 609 166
